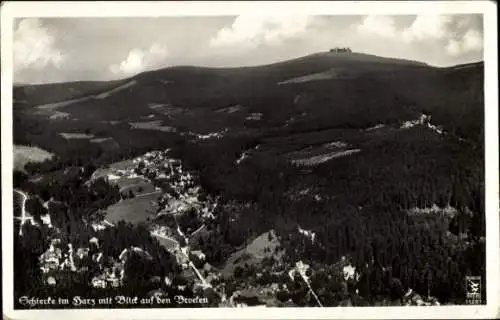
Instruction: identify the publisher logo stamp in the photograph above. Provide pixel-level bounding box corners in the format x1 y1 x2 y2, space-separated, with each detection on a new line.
466 276 482 305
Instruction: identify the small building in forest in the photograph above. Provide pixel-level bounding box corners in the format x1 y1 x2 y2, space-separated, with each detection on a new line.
329 47 352 53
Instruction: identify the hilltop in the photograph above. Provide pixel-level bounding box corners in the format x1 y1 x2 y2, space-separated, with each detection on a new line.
14 51 429 106
14 50 483 149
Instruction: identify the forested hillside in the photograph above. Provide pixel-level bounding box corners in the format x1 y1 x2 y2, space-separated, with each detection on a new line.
13 51 485 306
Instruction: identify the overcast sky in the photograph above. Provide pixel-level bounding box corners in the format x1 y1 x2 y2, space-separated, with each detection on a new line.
13 14 483 84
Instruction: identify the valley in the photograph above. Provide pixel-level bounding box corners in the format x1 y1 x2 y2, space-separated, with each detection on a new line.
12 51 485 308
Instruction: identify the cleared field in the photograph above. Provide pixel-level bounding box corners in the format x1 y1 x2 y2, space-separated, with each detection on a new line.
60 132 95 139
129 120 177 133
118 179 155 194
221 230 283 278
14 145 54 171
49 111 70 119
215 105 244 114
152 234 180 251
291 149 361 166
91 137 113 143
114 176 147 187
91 159 137 181
148 103 184 117
90 137 120 151
286 141 348 159
259 128 365 156
91 159 136 181
278 68 340 84
109 159 136 171
94 80 136 99
105 191 162 225
91 169 154 196
37 96 89 110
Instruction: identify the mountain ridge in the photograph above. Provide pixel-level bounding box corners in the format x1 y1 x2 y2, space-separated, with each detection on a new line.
14 51 483 114
12 48 485 307
15 51 482 90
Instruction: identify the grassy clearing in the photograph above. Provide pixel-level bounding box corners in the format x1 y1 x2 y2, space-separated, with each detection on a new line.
260 128 365 156
221 230 282 278
105 191 162 225
60 132 95 139
49 111 70 119
115 176 148 187
94 80 136 99
215 105 244 114
109 159 136 171
90 137 120 151
90 137 114 143
117 179 154 194
278 68 340 84
291 149 361 166
152 234 179 251
148 104 184 117
14 145 54 172
91 159 135 181
91 166 154 195
129 120 177 133
37 96 89 110
286 141 348 159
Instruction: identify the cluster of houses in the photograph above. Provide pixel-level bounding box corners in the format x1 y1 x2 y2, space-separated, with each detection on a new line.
38 236 114 287
15 191 55 237
130 150 225 292
33 149 221 298
39 239 65 276
220 288 269 308
91 163 139 183
38 235 162 290
132 150 217 223
329 47 352 53
89 150 312 302
402 288 441 306
297 225 317 244
90 256 125 289
400 113 444 135
98 150 219 225
135 151 193 190
235 144 261 165
245 113 263 121
188 128 229 141
38 232 192 291
39 146 446 307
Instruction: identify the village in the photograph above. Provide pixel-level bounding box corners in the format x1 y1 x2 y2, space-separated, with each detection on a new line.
27 148 442 307
33 149 277 307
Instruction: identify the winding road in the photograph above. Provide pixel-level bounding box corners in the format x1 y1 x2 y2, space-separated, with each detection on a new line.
104 218 210 287
14 189 29 236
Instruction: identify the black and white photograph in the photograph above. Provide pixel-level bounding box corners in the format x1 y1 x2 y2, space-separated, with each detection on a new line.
2 1 499 319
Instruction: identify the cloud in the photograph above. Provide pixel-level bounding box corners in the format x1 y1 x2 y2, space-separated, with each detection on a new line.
401 15 453 42
209 15 314 51
13 18 65 74
445 39 462 56
446 29 483 56
356 15 398 38
401 15 483 56
109 43 168 75
356 15 483 58
462 29 483 51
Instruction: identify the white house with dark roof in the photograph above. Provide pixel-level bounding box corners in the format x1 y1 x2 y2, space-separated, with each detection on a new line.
89 237 99 247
